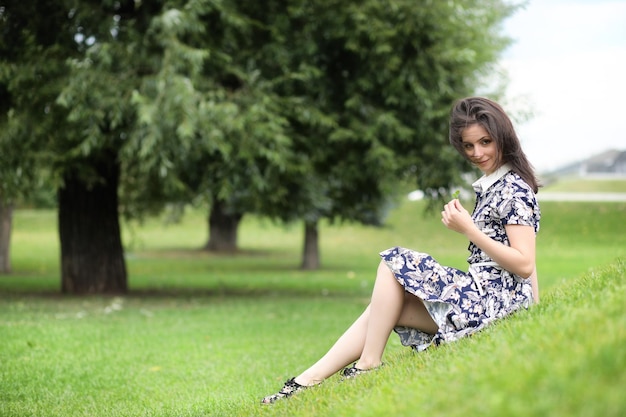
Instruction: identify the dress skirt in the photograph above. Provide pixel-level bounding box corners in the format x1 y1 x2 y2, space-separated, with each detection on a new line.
380 246 534 351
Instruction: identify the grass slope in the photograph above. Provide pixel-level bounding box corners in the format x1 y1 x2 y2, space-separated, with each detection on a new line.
256 260 625 417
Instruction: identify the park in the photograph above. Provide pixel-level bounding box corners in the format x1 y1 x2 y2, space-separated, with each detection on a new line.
1 1 625 416
1 185 625 416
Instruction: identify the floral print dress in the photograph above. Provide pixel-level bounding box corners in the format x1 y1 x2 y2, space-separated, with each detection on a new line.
380 164 541 351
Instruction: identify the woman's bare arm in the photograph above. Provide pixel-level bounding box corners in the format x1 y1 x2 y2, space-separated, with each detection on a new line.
442 199 537 279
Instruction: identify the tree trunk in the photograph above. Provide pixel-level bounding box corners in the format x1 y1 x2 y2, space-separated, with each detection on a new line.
0 200 13 274
204 199 242 252
58 154 127 294
301 221 320 270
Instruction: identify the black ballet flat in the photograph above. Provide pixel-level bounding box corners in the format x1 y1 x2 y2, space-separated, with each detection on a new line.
341 362 384 379
261 377 308 404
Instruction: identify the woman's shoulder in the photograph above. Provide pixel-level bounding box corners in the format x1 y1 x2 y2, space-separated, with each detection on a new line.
498 171 541 230
502 170 535 195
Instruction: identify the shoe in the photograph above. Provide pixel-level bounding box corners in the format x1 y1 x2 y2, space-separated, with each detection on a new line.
261 377 307 404
341 362 384 379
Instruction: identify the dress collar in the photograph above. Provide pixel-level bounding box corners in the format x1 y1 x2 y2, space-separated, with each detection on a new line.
472 163 512 193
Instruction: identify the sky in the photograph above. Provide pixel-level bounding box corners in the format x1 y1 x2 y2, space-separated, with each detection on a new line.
499 0 626 173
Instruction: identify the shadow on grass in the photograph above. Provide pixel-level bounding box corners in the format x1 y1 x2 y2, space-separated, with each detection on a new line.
0 284 366 300
125 247 279 259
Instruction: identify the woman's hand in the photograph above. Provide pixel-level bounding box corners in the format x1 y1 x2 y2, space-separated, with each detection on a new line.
442 199 537 279
441 199 476 235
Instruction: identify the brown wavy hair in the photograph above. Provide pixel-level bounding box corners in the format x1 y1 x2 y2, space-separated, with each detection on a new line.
449 97 540 193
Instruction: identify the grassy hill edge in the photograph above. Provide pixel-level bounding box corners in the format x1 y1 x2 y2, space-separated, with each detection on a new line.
257 259 626 417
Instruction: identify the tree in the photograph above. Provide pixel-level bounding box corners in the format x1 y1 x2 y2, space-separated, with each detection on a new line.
1 0 517 290
0 2 73 274
51 1 176 293
2 0 293 290
0 114 42 274
0 105 22 273
125 2 293 253
131 0 517 267
236 0 516 268
1 0 165 292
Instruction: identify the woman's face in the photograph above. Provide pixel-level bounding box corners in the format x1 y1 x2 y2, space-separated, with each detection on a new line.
461 124 500 175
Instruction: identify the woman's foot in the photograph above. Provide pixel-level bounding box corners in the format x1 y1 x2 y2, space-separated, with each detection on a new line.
341 362 384 379
261 378 308 404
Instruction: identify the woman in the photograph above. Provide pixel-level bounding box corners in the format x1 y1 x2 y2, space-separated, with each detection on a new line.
261 96 541 404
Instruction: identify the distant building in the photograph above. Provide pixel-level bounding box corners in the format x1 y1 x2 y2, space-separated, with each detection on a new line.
610 151 626 175
581 149 626 175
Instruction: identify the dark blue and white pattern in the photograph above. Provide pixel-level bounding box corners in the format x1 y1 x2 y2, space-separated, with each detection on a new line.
381 169 540 351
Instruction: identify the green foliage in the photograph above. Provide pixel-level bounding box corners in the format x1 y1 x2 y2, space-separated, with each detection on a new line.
119 1 295 220
0 1 75 201
231 0 519 225
2 0 523 277
1 0 520 213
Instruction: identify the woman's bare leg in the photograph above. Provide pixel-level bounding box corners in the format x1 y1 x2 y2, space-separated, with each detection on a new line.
295 261 439 384
396 292 439 332
294 306 370 386
354 261 406 369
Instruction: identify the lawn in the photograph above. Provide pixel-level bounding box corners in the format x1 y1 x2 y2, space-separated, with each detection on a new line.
542 177 626 193
0 198 625 416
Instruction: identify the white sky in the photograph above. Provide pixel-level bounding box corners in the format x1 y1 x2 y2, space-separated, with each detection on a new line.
499 0 626 173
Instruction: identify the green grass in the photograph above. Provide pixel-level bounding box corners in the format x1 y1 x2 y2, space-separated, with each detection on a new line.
268 261 626 417
1 199 625 416
542 177 626 193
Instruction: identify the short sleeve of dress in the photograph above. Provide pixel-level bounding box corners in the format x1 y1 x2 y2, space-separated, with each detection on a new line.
495 177 540 233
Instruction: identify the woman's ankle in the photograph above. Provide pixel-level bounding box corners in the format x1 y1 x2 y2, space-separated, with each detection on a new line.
293 374 322 387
